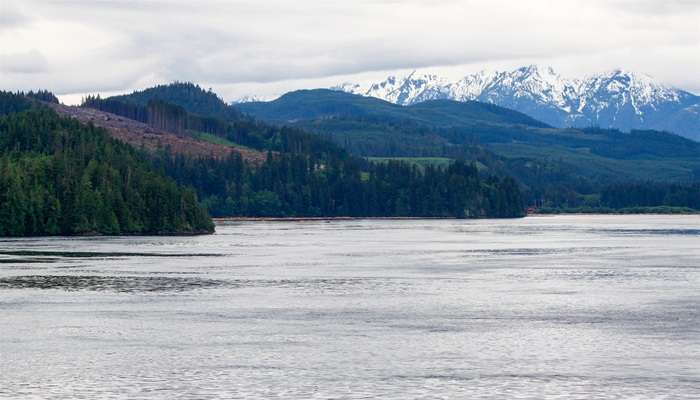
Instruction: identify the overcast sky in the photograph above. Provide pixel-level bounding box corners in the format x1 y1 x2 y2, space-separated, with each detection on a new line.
2 0 699 104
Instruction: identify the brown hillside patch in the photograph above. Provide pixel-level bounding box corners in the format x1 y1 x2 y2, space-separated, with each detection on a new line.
47 103 266 164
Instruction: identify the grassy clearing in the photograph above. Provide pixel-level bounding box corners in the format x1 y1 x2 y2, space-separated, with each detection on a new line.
190 131 238 147
367 157 453 168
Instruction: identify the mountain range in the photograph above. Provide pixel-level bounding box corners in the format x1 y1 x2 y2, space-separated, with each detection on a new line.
330 66 700 141
238 89 700 189
4 81 700 229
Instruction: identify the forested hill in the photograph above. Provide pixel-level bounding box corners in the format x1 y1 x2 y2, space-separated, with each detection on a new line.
236 88 700 210
110 82 243 121
238 89 550 128
0 92 214 236
80 82 700 212
236 89 700 160
82 86 345 157
236 90 700 163
84 83 525 219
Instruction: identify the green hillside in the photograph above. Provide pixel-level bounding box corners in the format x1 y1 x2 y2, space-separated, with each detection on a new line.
236 89 700 207
99 83 700 210
110 82 243 121
86 83 526 218
239 89 549 128
0 92 214 236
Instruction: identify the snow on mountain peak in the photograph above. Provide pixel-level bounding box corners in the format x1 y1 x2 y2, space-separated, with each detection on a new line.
332 65 699 138
231 94 266 104
360 70 450 105
341 65 581 109
581 69 683 115
331 82 362 93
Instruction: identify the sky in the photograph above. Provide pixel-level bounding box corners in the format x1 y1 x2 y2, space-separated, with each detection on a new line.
2 0 699 104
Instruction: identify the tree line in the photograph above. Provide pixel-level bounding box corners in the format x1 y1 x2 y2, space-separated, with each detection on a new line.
83 95 320 151
153 151 524 218
601 183 700 209
82 87 526 218
0 92 213 236
1 90 526 237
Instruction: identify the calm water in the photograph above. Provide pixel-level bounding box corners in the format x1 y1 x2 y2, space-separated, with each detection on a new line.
1 215 699 399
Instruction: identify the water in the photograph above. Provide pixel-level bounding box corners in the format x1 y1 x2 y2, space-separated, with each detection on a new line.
1 215 699 399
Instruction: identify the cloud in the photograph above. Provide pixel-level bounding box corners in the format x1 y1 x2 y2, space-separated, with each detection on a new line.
1 50 48 73
0 6 30 31
604 0 700 15
2 0 699 100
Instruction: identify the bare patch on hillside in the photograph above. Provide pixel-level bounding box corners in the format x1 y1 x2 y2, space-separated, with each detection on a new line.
47 103 265 163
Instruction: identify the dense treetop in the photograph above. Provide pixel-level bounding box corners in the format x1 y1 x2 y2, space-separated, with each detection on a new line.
154 151 524 219
90 84 526 218
109 82 242 121
94 82 700 212
236 88 700 209
0 92 214 236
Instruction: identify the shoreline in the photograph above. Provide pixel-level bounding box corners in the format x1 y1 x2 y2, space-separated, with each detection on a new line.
214 216 456 222
528 213 700 217
214 213 699 222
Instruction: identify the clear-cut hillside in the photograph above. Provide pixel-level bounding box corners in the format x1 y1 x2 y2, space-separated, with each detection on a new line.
47 102 266 163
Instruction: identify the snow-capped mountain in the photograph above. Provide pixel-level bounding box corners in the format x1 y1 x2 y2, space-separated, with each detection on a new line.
231 94 265 104
355 71 450 105
334 66 700 140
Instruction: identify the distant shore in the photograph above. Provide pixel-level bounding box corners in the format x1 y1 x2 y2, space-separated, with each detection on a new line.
214 209 700 222
534 206 699 215
214 216 455 222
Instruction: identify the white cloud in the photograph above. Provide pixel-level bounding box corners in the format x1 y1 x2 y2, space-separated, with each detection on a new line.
0 6 30 31
1 0 698 102
1 50 48 74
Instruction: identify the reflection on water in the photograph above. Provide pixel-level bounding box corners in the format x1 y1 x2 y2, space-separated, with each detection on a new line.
1 215 699 399
0 275 396 294
0 275 225 292
590 228 700 236
0 250 224 257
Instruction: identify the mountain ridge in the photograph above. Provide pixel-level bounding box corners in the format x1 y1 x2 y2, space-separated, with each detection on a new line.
240 88 550 129
326 66 700 141
237 88 700 191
